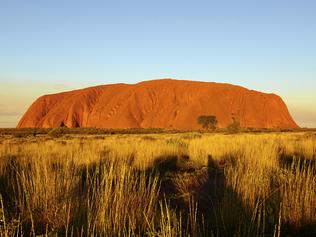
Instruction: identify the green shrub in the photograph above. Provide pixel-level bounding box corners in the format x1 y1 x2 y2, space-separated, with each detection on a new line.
227 120 241 133
48 128 65 138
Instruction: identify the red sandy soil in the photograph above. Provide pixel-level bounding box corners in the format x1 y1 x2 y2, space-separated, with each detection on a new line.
17 79 298 129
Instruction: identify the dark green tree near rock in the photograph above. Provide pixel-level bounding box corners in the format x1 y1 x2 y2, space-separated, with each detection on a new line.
197 115 218 130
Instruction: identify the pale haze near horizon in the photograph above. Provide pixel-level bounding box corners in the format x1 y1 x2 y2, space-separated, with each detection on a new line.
0 0 315 128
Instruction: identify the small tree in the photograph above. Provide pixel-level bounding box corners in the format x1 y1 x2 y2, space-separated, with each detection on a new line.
197 115 218 130
227 120 241 133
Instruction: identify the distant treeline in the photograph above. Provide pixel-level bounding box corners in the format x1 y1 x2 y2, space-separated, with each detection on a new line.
0 127 314 137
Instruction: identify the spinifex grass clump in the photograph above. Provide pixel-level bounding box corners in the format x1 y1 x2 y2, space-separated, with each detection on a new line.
0 132 315 236
279 158 316 233
0 151 161 236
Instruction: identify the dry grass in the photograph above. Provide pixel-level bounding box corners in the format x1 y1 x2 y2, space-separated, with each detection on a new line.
0 131 315 236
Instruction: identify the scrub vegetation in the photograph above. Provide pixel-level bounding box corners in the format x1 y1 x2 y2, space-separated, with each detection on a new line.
0 131 315 236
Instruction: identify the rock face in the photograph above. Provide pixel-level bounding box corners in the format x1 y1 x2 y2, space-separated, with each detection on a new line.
17 79 299 129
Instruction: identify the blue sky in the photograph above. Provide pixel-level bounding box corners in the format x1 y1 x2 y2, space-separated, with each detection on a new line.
0 0 315 127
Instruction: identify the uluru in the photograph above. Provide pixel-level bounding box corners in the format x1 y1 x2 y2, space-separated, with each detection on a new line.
17 79 298 129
